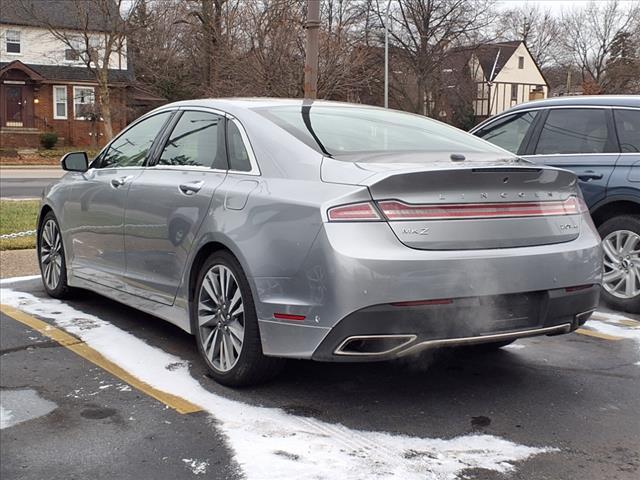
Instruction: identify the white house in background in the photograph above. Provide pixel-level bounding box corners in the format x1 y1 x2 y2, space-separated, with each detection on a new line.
471 41 549 117
456 41 549 119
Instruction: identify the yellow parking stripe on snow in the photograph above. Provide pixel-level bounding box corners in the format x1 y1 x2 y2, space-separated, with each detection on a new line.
0 304 202 414
575 328 623 341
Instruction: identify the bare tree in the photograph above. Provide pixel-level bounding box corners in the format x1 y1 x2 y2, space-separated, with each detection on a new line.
560 0 640 91
496 4 561 69
374 0 496 115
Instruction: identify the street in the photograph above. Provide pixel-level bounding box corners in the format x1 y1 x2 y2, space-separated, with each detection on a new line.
0 169 65 199
1 276 638 480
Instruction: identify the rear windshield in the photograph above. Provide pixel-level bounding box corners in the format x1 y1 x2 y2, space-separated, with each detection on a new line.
253 105 507 157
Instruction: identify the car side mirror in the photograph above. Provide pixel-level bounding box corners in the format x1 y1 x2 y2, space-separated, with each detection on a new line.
61 151 89 172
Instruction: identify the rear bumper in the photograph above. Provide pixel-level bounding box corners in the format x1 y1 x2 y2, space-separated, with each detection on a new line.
311 284 599 361
254 216 602 359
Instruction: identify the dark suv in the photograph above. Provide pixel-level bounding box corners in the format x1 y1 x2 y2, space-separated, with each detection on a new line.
471 96 640 313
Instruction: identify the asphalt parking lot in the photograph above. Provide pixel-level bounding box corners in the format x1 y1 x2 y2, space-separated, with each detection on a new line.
1 276 639 480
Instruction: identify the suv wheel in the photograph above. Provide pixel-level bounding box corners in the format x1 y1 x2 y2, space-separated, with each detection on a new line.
191 251 284 387
599 215 640 314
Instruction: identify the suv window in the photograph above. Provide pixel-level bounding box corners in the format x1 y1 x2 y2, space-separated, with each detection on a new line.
614 109 640 153
475 111 537 153
157 111 226 168
227 120 252 172
100 112 172 168
535 108 609 155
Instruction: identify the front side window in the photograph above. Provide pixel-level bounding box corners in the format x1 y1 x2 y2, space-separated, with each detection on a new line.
255 106 508 158
227 120 252 171
614 109 640 153
6 30 21 54
157 111 225 168
535 108 609 155
53 86 67 119
475 111 538 153
73 86 96 119
100 112 172 168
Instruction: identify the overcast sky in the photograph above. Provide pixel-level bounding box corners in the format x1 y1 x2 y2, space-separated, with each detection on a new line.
496 0 638 15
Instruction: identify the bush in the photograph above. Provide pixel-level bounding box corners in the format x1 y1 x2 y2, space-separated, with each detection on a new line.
40 132 58 149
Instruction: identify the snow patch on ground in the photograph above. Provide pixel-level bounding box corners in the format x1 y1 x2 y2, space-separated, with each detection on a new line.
0 405 14 430
182 458 209 475
586 317 640 364
0 275 40 285
0 287 556 479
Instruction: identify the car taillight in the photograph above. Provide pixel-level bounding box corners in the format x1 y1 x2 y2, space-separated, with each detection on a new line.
377 196 587 221
327 202 382 222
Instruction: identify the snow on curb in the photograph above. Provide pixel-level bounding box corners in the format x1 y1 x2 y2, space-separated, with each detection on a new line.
0 287 555 479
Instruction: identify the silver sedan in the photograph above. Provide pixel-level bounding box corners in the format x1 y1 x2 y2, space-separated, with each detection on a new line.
37 99 602 386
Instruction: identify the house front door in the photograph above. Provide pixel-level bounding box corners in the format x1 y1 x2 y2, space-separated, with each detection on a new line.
5 85 24 127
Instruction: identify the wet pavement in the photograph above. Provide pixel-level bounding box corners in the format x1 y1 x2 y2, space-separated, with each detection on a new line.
1 276 639 479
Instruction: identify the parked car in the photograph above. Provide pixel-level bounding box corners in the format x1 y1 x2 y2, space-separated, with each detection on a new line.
38 99 601 386
471 96 640 313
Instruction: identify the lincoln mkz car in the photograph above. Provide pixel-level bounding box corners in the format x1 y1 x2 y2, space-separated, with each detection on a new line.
471 96 639 313
37 99 602 386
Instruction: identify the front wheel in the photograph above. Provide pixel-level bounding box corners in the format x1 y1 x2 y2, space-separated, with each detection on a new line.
192 251 284 387
37 211 73 299
599 215 640 314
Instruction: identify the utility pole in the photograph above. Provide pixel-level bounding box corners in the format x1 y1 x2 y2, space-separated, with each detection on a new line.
304 0 320 99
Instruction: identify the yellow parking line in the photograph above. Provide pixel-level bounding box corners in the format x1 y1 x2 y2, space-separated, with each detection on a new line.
0 304 202 414
575 328 623 341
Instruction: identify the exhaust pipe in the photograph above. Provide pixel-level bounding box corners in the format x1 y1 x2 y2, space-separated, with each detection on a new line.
334 334 416 356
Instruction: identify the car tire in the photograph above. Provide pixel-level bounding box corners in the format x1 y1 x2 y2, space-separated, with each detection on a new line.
37 211 74 299
598 215 640 314
191 251 285 387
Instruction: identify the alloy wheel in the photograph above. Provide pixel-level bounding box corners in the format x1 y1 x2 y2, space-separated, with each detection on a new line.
40 219 63 290
198 264 245 372
602 229 640 299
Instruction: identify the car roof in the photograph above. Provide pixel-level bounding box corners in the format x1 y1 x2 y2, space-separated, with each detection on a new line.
506 95 640 112
159 97 381 113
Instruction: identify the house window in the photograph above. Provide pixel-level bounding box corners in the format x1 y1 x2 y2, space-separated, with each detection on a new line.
6 30 21 54
53 86 68 119
65 48 80 61
518 56 524 69
511 83 519 101
73 86 96 119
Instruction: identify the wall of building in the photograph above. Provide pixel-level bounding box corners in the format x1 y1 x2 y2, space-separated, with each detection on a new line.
0 24 127 70
1 83 127 148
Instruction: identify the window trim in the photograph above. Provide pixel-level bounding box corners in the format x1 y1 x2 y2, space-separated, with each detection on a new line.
510 83 518 102
5 29 21 55
53 85 68 120
72 85 97 120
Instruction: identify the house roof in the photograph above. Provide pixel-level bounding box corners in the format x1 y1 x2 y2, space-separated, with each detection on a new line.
0 0 121 32
1 60 134 84
449 41 522 82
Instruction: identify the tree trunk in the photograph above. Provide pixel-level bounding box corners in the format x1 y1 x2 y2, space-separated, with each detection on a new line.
97 76 114 142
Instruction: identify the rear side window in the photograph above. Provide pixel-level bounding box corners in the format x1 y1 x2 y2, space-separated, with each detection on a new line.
100 112 172 168
157 111 226 169
614 109 640 153
475 111 537 154
535 109 609 155
227 120 252 172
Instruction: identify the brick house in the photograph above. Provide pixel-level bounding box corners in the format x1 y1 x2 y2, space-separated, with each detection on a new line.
0 1 139 148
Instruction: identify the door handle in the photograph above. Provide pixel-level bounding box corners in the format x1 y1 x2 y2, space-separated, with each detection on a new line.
179 181 204 195
577 171 603 181
110 176 132 188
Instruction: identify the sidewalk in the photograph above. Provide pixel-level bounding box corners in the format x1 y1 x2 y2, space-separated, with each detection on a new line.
0 249 39 279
